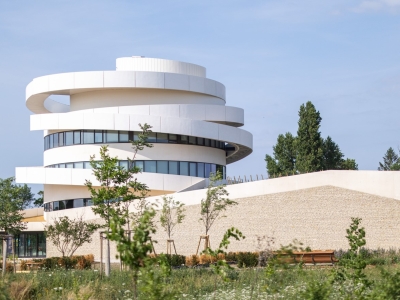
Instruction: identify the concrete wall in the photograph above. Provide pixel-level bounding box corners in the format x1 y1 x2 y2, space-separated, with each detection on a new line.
45 184 400 260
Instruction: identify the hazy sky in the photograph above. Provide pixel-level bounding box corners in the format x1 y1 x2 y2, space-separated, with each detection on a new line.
0 1 400 193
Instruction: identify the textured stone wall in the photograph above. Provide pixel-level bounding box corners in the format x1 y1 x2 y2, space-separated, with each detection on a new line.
46 185 400 260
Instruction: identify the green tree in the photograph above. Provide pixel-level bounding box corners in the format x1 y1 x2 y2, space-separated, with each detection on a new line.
109 208 174 299
322 136 343 170
45 215 100 257
32 191 44 207
200 172 237 237
160 196 185 239
265 132 297 177
340 158 358 170
296 101 324 173
85 123 152 276
378 147 400 171
0 177 34 275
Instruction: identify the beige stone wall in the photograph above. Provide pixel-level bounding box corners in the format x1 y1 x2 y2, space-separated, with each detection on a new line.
46 185 400 260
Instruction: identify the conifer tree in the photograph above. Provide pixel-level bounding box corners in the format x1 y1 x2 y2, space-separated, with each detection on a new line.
265 132 297 177
378 147 400 171
296 101 324 173
322 136 344 170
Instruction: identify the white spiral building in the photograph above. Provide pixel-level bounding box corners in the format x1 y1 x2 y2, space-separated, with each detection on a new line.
16 57 253 216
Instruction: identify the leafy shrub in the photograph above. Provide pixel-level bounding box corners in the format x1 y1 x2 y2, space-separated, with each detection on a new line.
165 254 186 267
32 255 94 270
6 262 14 273
20 260 27 271
225 252 237 262
237 252 258 268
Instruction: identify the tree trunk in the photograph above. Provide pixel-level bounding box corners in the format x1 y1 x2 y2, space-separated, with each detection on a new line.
105 238 111 276
2 237 7 276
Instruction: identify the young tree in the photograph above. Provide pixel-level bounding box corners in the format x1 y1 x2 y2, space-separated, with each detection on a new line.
85 123 152 276
322 136 343 170
0 177 34 275
45 215 100 257
378 147 400 171
199 172 237 240
296 101 324 173
159 196 185 239
265 132 297 177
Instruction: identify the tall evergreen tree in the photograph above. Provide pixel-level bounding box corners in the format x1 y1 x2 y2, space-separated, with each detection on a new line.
378 147 400 171
265 132 296 177
323 136 344 170
296 101 324 173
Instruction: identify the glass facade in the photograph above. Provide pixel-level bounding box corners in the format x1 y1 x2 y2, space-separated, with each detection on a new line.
46 160 225 180
0 232 46 258
44 130 226 151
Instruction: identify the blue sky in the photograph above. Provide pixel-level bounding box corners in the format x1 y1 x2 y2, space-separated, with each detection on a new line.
0 1 400 193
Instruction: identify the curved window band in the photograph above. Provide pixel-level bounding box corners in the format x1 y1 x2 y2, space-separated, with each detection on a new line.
44 130 229 151
46 160 226 180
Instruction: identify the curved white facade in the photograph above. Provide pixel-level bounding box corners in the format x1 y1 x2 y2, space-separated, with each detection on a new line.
16 57 253 214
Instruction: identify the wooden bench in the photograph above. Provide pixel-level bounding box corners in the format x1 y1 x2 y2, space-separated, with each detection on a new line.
275 250 338 265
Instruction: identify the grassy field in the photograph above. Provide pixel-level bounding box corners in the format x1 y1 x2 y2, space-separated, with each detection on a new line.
1 262 400 299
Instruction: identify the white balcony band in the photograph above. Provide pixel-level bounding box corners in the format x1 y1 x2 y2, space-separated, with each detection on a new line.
26 71 226 114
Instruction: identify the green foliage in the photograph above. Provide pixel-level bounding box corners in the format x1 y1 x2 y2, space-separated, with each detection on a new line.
265 102 358 177
200 172 237 235
237 252 258 268
32 190 44 207
265 132 297 177
0 177 34 234
378 147 400 171
45 216 100 257
203 227 245 281
335 217 369 292
369 268 400 299
165 254 186 267
159 195 185 239
296 101 324 173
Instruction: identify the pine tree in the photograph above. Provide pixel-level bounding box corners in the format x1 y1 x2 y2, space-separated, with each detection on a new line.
265 132 296 177
296 101 324 173
322 136 343 170
378 147 400 171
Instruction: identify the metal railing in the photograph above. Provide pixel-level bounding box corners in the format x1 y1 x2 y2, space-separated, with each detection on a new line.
226 174 266 185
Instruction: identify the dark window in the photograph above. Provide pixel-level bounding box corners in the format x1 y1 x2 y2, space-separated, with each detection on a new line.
53 133 58 148
180 162 189 176
106 130 118 143
53 201 59 211
211 164 217 175
169 134 178 143
189 162 197 177
74 131 81 144
204 139 210 147
144 161 156 173
59 201 66 210
211 139 216 148
74 199 84 208
65 132 73 146
197 138 204 146
205 163 211 178
197 163 205 177
84 199 93 206
157 133 168 143
119 131 129 142
135 161 144 171
189 136 196 145
83 130 94 144
119 161 128 170
180 135 188 144
147 133 157 143
74 162 84 169
95 130 103 143
169 161 178 175
58 132 64 147
157 161 168 174
66 200 74 209
49 135 54 149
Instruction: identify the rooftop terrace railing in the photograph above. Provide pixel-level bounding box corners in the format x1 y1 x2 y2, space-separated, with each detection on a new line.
226 174 267 185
